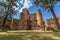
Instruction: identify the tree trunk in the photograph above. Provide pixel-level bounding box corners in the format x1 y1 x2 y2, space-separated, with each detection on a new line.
2 15 7 31
50 7 60 30
2 7 9 31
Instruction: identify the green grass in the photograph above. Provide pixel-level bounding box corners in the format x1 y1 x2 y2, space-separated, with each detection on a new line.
0 31 60 40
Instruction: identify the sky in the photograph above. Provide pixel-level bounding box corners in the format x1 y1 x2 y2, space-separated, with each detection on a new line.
0 0 60 21
13 0 60 21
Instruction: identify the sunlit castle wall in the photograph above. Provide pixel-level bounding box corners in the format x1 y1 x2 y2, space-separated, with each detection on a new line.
36 9 45 30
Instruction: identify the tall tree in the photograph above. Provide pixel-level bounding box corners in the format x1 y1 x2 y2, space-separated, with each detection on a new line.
0 0 18 30
34 0 60 30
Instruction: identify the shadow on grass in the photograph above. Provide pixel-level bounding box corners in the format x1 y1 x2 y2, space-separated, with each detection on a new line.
30 34 53 40
0 32 60 40
52 32 60 38
0 35 53 40
0 35 24 40
40 36 53 40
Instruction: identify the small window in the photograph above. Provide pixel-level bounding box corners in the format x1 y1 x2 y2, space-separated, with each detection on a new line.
34 17 36 19
38 25 40 27
34 25 36 27
34 20 37 22
21 22 24 24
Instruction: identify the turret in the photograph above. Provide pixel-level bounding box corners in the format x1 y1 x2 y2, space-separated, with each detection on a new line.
22 8 29 14
18 8 29 30
36 9 44 29
20 8 29 20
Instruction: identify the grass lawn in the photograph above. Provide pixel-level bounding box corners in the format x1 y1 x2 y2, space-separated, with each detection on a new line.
0 30 60 40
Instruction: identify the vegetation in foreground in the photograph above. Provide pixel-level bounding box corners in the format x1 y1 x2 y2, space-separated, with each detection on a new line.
0 31 60 40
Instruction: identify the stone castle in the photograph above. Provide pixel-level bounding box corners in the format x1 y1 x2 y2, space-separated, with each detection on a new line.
10 8 45 30
0 8 60 30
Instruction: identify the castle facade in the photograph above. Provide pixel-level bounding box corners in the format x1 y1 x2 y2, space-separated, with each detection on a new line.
10 8 45 30
0 8 60 31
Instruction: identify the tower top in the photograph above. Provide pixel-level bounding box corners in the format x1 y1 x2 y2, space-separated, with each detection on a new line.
22 8 29 14
36 9 41 13
36 9 42 15
22 8 28 12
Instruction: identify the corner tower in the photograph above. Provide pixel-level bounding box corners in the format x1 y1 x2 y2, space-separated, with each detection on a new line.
36 9 45 30
18 8 29 30
20 8 29 20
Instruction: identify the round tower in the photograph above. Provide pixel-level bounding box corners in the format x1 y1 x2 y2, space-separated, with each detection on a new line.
36 9 45 30
20 8 29 20
18 8 30 30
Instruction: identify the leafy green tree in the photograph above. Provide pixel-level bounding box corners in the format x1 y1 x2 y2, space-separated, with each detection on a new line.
0 0 18 30
34 0 60 30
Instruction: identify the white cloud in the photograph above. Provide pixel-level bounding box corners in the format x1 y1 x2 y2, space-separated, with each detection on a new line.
19 0 33 12
16 2 19 6
20 0 24 5
13 2 19 11
13 6 19 11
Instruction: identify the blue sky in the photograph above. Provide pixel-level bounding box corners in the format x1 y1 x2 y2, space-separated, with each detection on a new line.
13 0 60 21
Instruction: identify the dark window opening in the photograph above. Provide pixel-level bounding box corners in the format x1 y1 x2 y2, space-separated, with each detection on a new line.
28 25 31 30
34 25 36 27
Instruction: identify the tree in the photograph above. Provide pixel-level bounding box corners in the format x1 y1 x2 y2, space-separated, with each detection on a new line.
0 0 18 30
34 0 60 30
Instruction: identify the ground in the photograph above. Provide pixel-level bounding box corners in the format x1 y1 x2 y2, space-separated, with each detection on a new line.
0 30 60 40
